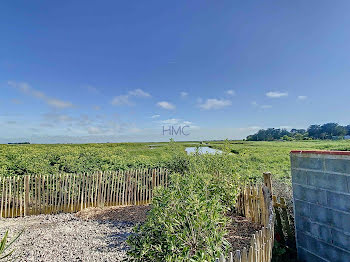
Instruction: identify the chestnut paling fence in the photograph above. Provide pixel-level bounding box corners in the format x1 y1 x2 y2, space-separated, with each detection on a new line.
216 173 275 262
0 168 168 218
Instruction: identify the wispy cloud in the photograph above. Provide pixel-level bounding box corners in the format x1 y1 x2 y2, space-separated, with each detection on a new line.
180 91 188 98
298 95 307 100
87 126 103 134
47 99 73 109
226 90 235 96
252 101 271 109
85 85 100 94
111 95 131 106
160 118 182 125
266 91 288 98
43 112 74 123
157 101 175 110
158 118 199 129
111 88 151 106
151 114 160 119
8 81 74 109
199 98 231 110
128 89 151 97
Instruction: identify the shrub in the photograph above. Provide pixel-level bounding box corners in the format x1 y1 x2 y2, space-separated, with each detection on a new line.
127 172 229 261
187 153 241 209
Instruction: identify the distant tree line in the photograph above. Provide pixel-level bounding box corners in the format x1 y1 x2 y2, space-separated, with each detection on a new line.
246 123 350 141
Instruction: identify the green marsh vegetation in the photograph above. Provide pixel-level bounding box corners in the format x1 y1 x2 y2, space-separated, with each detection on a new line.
1 139 350 181
1 140 349 261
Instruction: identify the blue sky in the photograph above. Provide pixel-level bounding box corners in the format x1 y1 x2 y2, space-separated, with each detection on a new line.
1 0 350 143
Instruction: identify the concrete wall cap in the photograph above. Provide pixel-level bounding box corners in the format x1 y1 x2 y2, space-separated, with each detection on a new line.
291 150 350 156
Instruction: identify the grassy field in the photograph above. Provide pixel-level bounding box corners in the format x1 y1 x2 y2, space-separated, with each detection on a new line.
1 140 350 181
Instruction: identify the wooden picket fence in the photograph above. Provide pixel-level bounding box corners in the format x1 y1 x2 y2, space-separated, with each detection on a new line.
216 173 274 262
0 168 168 218
273 195 295 248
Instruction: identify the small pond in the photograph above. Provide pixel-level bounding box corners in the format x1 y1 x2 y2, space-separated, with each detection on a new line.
185 146 222 155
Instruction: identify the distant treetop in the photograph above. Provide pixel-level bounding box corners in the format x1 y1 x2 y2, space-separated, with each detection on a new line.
246 123 349 141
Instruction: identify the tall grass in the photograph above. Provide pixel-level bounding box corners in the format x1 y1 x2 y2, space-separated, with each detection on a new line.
127 172 230 261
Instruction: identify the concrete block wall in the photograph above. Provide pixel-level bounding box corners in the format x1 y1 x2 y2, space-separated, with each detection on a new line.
291 151 350 262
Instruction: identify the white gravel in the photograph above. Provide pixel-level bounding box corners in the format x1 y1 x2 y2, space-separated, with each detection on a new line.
0 213 135 262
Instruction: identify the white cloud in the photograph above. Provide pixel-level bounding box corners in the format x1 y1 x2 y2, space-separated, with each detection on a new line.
128 88 151 97
226 90 235 96
129 127 142 133
180 91 188 98
199 99 231 110
159 119 198 130
47 99 73 109
8 81 74 109
87 126 103 134
266 91 288 98
111 89 151 106
151 114 160 119
298 95 307 100
85 85 100 94
157 101 175 110
43 113 73 123
160 118 181 125
111 95 131 106
261 105 272 109
251 101 258 106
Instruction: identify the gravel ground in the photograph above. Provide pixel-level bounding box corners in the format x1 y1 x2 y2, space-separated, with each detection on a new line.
0 212 136 262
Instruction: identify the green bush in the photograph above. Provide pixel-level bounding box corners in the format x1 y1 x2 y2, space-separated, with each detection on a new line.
127 172 229 261
187 153 241 209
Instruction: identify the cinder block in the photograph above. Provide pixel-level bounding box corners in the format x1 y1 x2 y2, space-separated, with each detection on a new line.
327 191 350 213
332 229 350 251
298 247 328 262
309 172 349 193
291 155 324 170
322 243 350 262
297 230 319 253
309 222 332 244
294 184 327 205
301 231 350 262
331 209 350 234
325 158 350 174
295 215 311 232
309 204 331 224
295 200 310 217
292 169 309 185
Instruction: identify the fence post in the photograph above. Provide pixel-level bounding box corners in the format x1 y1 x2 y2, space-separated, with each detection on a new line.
24 175 29 216
263 172 272 194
